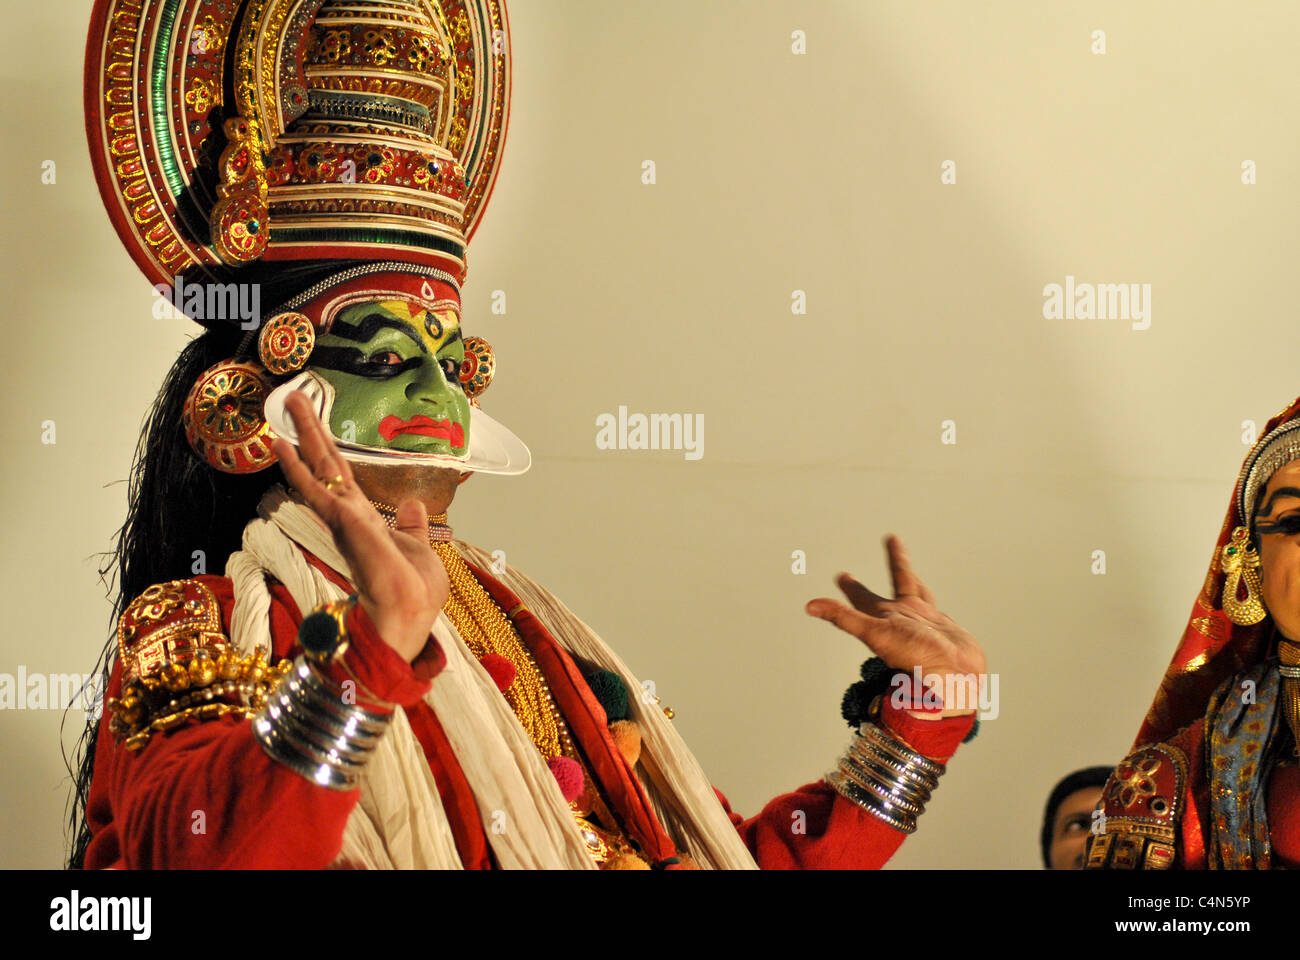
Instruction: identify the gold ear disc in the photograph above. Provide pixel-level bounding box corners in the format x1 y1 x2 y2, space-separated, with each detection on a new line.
459 336 496 399
258 311 316 375
182 359 279 474
1221 526 1268 626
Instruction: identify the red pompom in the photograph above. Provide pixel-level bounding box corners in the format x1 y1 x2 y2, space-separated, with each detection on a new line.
480 654 516 692
547 756 585 802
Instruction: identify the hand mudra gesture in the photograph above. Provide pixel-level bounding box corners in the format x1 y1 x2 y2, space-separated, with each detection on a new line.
271 390 450 663
805 536 986 718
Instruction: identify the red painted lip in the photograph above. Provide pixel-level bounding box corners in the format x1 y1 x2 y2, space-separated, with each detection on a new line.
378 414 464 448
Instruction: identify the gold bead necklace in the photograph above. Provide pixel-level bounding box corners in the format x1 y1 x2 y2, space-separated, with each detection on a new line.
370 501 645 867
370 501 573 760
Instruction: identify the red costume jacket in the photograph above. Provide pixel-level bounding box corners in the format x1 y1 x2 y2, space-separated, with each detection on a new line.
85 546 974 869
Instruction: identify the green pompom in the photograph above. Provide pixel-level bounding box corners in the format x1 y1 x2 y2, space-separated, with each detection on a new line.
299 610 344 659
962 717 980 744
584 669 628 721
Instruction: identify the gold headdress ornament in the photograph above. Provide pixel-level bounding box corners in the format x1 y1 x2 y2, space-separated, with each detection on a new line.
87 0 515 474
86 0 510 291
1220 416 1300 625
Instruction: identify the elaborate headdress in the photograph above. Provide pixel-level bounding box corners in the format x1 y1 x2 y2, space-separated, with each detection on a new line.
86 0 527 474
1135 397 1300 747
1087 398 1300 869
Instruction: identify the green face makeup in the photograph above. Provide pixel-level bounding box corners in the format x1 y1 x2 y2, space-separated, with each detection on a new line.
306 298 470 457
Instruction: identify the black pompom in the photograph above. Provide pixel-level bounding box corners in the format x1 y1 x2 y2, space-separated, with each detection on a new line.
859 657 894 696
842 658 906 727
299 609 344 659
841 680 874 728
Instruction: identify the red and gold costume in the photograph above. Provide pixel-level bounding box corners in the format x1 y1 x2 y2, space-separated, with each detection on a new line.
81 0 975 869
1087 398 1300 869
86 542 973 869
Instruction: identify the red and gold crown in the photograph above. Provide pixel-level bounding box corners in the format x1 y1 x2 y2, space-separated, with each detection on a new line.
85 0 510 290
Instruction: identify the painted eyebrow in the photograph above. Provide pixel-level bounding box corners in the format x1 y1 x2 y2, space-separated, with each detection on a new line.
327 313 426 354
437 328 464 353
1256 486 1300 520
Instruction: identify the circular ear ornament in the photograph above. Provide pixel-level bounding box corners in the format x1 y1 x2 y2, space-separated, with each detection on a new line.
182 360 279 474
1221 526 1267 626
258 311 315 375
459 336 496 399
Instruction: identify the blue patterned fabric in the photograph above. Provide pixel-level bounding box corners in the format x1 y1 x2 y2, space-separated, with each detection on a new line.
1207 661 1282 868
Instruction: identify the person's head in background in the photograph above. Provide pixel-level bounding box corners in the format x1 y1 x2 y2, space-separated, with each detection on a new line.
1042 766 1113 869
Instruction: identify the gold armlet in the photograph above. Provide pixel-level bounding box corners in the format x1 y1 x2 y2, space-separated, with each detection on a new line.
108 578 292 751
1084 743 1187 870
107 650 293 751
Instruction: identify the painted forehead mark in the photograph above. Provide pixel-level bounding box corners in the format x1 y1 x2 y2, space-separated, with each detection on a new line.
380 299 460 352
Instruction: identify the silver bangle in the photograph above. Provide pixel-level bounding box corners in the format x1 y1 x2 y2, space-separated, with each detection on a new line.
253 656 394 790
826 770 915 834
858 720 944 780
842 744 931 813
848 733 936 797
827 719 946 834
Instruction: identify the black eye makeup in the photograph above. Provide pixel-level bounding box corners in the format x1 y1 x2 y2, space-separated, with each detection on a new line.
312 311 466 385
1253 486 1300 536
1255 512 1300 536
311 338 422 379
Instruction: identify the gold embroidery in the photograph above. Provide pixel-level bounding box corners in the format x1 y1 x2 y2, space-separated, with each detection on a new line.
1086 743 1188 870
109 579 291 750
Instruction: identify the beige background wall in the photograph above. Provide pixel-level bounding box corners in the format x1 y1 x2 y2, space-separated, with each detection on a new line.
4 0 1300 868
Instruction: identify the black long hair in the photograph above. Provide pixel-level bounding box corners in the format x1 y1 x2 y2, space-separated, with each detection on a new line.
63 323 284 867
63 259 384 868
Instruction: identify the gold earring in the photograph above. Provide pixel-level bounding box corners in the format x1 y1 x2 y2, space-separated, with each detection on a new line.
182 359 279 474
458 336 495 398
1221 526 1267 626
258 311 315 375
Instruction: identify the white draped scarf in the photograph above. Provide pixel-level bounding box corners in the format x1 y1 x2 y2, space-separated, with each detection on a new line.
223 485 758 870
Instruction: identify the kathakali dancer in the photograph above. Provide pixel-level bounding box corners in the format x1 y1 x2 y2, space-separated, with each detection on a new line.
69 0 985 869
1087 397 1300 869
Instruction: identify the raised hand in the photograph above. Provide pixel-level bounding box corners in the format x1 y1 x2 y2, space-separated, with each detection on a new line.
805 536 986 718
271 391 450 663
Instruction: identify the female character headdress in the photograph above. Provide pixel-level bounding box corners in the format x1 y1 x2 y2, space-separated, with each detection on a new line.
1085 398 1300 870
1133 396 1300 748
86 0 528 474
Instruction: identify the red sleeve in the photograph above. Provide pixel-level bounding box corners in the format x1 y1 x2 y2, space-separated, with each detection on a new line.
1169 719 1209 869
714 703 976 870
83 575 437 869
